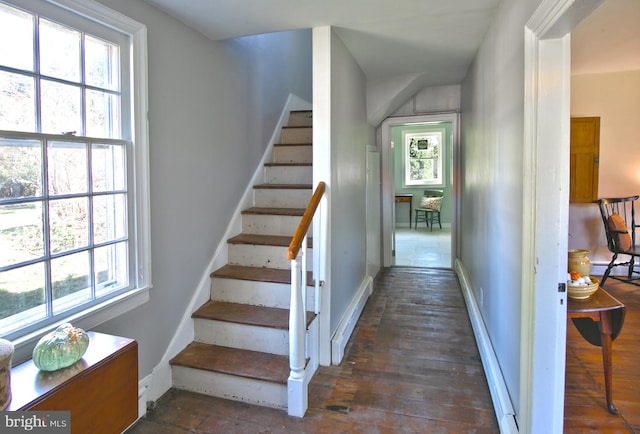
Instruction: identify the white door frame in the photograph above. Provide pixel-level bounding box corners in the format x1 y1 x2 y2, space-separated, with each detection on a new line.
381 113 460 268
520 0 602 432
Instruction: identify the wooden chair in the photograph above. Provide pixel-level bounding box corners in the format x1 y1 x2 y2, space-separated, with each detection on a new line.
597 195 640 287
414 190 443 231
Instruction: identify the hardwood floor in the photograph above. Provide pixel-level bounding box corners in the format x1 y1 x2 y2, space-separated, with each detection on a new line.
564 278 640 433
127 267 498 433
127 268 640 433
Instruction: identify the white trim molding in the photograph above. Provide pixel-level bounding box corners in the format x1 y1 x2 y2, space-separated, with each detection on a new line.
521 1 602 432
331 276 373 365
455 259 518 434
380 112 460 269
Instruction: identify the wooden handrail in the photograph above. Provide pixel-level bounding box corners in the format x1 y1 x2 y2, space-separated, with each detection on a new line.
288 181 326 260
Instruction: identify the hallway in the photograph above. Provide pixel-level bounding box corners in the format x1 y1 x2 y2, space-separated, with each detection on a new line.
127 267 498 433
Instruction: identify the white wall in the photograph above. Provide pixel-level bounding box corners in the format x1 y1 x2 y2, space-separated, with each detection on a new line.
569 70 640 266
328 30 375 333
390 85 461 117
92 0 312 379
460 0 543 417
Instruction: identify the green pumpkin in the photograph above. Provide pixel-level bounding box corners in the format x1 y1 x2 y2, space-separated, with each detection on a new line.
32 323 89 371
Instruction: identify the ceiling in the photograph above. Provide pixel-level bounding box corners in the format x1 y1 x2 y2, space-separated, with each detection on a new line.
143 0 500 86
144 0 639 85
571 0 640 75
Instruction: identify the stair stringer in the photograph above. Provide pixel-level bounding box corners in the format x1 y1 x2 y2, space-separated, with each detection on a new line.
143 94 312 407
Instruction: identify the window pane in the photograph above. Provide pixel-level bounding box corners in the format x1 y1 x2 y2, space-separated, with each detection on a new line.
85 35 119 90
49 197 89 254
48 141 88 195
409 159 426 182
0 138 42 199
41 80 81 135
51 251 90 314
40 19 81 82
87 89 120 138
410 158 439 182
95 241 128 297
0 3 34 71
92 143 125 191
0 71 36 132
0 263 46 336
0 202 44 268
93 194 126 244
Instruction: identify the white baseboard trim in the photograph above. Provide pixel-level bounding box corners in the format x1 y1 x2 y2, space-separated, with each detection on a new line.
142 94 313 408
137 374 153 419
455 259 518 433
331 276 373 365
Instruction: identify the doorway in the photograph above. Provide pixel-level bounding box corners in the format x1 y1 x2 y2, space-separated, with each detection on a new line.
381 113 460 269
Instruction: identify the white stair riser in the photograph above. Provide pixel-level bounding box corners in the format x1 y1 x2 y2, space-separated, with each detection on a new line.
228 244 312 270
273 146 312 163
242 214 311 237
264 166 312 184
254 188 311 208
288 111 312 127
281 127 312 143
194 319 290 355
172 366 287 410
211 278 315 310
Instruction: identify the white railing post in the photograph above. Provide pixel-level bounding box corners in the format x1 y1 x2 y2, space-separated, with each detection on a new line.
288 248 307 417
287 181 325 417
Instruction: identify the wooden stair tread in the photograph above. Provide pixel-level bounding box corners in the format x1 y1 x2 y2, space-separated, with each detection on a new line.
210 264 313 285
193 301 315 329
282 126 312 129
253 184 312 189
241 207 305 216
227 233 312 248
274 143 312 146
170 342 289 384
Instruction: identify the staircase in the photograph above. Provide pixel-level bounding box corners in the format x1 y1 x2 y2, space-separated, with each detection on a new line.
170 110 318 414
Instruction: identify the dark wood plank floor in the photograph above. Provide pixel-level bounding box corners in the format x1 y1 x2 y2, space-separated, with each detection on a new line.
564 278 640 433
126 267 498 433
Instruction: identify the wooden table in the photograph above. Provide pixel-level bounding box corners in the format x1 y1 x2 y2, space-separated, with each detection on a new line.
8 332 138 433
395 194 413 227
567 287 625 414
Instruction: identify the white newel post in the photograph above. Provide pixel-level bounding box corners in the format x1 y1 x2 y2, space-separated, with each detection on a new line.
288 245 308 417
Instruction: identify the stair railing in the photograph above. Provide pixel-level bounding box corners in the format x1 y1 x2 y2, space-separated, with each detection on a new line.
286 181 326 417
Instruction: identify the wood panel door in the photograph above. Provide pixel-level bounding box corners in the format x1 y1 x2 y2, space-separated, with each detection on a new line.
570 117 600 203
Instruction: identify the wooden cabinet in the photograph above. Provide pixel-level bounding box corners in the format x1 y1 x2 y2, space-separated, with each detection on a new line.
8 332 138 434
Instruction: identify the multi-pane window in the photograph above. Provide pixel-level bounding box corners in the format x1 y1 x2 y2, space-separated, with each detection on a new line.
0 0 149 340
404 131 443 186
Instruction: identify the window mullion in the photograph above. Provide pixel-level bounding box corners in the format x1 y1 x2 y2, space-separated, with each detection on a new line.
34 15 42 133
41 137 53 319
87 141 96 300
80 32 87 137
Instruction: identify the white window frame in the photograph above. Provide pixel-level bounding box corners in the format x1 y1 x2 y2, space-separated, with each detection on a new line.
2 0 150 362
403 128 445 187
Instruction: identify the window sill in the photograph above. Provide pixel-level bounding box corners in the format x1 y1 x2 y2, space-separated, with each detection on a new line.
10 286 150 365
